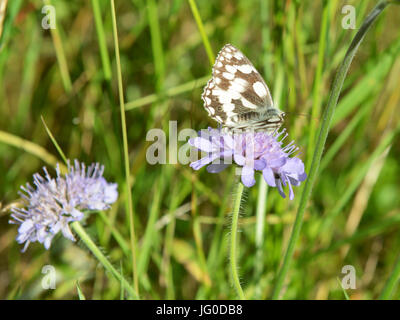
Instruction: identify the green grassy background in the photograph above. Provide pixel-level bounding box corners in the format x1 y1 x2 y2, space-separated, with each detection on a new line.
0 0 400 299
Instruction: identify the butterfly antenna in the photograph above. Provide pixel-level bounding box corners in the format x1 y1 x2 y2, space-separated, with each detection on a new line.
284 110 320 125
282 88 319 124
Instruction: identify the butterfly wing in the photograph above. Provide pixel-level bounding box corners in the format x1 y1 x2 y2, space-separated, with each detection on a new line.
202 44 275 128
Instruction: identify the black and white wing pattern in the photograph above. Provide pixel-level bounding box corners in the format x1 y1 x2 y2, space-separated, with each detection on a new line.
201 44 284 132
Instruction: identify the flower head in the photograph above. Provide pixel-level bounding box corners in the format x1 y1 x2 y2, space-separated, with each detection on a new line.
10 160 118 252
189 128 307 199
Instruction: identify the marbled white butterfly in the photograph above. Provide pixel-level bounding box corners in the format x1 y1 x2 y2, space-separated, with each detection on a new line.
202 44 284 132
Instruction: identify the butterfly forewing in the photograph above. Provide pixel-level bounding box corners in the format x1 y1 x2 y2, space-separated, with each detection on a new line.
202 44 282 132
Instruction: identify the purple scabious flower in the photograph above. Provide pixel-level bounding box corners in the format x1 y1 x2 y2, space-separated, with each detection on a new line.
189 128 307 200
10 160 118 252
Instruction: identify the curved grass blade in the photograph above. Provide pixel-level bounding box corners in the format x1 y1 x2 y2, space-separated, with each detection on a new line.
272 0 398 299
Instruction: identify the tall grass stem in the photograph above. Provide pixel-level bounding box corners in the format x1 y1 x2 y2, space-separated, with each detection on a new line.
272 0 393 299
91 0 112 80
379 254 400 299
44 0 72 92
187 0 214 67
110 0 139 297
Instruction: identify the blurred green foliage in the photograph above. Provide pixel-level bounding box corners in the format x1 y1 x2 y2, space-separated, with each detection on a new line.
0 0 399 299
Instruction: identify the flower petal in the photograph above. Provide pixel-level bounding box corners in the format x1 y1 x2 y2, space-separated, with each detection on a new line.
104 183 118 204
241 166 256 187
288 179 295 200
207 163 230 173
222 134 235 149
298 171 307 182
282 157 304 173
267 156 287 168
18 219 34 234
61 224 76 242
43 235 53 250
234 154 246 166
189 137 214 152
262 167 276 187
254 159 266 171
190 154 218 170
276 179 286 199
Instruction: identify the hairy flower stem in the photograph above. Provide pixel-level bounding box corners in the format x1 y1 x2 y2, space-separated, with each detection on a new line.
254 178 268 299
71 221 138 299
230 181 246 300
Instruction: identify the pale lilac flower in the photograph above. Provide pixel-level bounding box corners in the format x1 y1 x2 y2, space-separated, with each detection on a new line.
189 128 307 200
10 160 118 252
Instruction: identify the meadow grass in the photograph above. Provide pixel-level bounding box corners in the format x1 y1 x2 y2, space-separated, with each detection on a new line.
0 0 400 300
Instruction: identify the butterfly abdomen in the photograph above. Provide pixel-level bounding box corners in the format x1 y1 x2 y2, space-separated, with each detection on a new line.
226 108 284 132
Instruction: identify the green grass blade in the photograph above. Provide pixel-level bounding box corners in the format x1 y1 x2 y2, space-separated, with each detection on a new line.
43 0 72 92
306 0 330 169
76 281 86 300
110 0 139 297
379 254 400 299
91 0 112 80
41 116 68 165
272 1 394 299
318 127 398 235
187 0 214 66
337 277 350 300
71 221 138 299
0 130 61 168
147 0 165 91
137 175 164 279
125 75 209 110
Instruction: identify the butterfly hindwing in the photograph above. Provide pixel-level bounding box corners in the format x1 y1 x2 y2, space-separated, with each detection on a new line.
202 44 277 130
